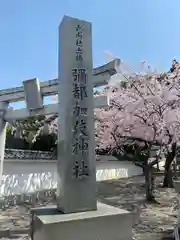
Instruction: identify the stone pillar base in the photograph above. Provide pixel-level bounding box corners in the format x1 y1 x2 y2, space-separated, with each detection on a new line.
31 202 133 240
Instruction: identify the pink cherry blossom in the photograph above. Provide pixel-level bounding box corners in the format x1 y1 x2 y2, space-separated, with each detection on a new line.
95 60 180 151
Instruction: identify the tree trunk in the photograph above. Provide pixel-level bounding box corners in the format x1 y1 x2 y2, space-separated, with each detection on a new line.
163 163 173 188
144 167 155 202
163 143 176 188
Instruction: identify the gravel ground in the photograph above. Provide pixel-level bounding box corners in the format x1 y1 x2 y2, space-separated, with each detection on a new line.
0 175 179 239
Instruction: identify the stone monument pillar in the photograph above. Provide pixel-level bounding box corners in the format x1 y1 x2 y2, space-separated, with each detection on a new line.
57 15 97 214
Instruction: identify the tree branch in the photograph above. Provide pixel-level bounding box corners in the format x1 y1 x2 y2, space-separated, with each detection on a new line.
134 161 144 168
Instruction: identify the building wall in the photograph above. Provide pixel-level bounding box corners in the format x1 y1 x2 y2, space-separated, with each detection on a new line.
1 156 142 196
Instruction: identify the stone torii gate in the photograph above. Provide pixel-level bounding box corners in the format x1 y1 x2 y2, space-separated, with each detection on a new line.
0 59 118 176
0 57 119 178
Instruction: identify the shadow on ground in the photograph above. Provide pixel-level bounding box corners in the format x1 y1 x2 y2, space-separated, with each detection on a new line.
97 176 178 240
0 175 178 239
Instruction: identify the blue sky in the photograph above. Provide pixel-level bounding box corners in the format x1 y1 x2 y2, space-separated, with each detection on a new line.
0 0 180 107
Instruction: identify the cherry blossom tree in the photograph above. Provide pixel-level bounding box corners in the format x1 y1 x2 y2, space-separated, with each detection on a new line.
95 59 180 200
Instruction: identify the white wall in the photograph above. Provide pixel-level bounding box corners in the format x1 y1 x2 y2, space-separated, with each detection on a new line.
1 156 142 196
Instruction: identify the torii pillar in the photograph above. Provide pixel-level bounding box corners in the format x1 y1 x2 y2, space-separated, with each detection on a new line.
0 102 8 187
